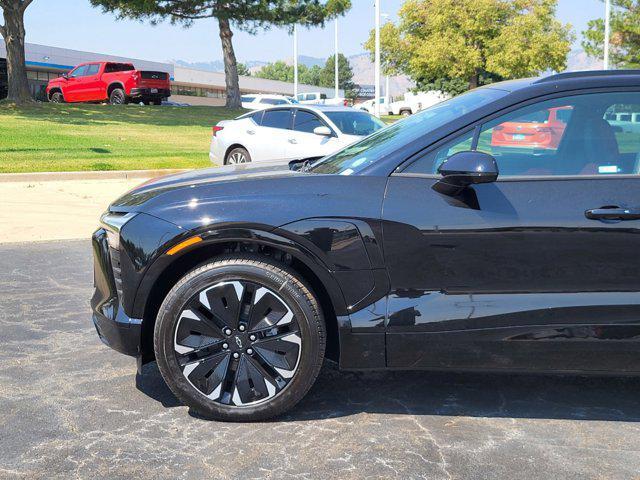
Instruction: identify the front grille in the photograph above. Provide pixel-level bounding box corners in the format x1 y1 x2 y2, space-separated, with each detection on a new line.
141 71 168 80
109 246 125 303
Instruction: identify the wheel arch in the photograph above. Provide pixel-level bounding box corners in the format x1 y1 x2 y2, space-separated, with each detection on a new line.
48 87 62 100
224 144 249 163
137 228 345 365
107 82 125 97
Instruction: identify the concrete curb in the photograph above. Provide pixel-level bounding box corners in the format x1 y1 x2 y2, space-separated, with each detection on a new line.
0 169 190 183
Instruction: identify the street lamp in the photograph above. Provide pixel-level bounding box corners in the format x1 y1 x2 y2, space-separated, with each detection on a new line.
293 24 299 97
604 0 611 69
374 0 381 117
334 18 339 99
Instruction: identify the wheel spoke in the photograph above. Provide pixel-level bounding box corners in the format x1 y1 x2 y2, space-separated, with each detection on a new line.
253 333 301 374
183 352 230 399
248 287 293 331
174 279 302 407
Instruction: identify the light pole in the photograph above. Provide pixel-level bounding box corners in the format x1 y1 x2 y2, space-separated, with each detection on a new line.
334 18 339 99
293 24 299 97
374 0 381 117
604 0 611 69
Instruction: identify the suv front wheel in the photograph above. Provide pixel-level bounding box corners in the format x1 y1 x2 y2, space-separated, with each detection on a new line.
154 255 326 421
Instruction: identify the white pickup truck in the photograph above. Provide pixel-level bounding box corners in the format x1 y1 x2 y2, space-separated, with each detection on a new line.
389 91 449 116
296 92 347 106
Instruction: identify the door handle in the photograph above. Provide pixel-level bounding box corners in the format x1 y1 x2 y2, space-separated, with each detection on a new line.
246 130 255 135
288 138 297 144
585 207 640 220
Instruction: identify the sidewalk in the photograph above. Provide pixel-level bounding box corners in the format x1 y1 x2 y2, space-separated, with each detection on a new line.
0 177 151 243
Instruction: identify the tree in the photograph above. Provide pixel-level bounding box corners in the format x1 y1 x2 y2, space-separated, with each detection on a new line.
365 0 572 95
583 0 640 68
319 53 355 98
255 61 321 86
91 0 350 108
255 60 295 82
237 62 250 76
0 0 34 103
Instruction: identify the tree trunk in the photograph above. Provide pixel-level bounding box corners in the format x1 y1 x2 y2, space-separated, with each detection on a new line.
468 72 479 90
1 1 32 103
218 17 241 109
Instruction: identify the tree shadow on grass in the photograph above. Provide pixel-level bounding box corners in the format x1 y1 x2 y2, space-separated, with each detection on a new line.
136 360 640 423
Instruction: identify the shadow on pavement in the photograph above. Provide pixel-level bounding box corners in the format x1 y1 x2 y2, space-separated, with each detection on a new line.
136 360 640 423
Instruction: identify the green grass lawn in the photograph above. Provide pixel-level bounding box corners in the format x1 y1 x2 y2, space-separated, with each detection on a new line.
0 103 245 173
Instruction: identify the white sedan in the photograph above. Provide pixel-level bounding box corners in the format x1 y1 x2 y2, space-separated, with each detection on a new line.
210 105 386 165
241 94 298 110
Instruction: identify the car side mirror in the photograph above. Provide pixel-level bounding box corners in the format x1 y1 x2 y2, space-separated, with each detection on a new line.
433 151 498 196
62 73 69 79
313 126 332 136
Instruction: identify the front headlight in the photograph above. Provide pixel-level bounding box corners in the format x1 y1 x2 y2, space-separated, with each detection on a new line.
100 212 137 250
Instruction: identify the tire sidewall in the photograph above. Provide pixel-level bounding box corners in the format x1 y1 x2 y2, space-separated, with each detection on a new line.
225 147 251 165
155 259 323 421
110 88 126 105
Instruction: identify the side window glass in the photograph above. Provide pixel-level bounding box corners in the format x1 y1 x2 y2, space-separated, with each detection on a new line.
404 132 474 174
293 110 324 133
404 92 640 177
478 93 640 176
69 65 88 78
261 109 291 129
85 64 100 76
606 103 640 155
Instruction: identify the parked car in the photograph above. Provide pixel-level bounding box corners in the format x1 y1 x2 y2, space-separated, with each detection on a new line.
241 94 298 110
354 96 391 115
296 91 347 106
46 61 171 105
92 70 640 422
490 105 573 150
389 91 449 116
209 105 385 165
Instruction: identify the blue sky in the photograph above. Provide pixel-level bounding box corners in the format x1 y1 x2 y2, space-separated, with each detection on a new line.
23 0 603 64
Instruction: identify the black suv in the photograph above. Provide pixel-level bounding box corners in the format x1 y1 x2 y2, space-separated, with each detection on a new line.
92 71 640 421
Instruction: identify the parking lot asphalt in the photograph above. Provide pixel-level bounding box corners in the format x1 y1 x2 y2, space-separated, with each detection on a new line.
1 240 640 480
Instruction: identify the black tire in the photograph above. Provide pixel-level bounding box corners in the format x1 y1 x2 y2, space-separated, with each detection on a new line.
400 109 411 117
50 92 64 103
154 255 326 421
109 88 127 105
151 100 162 106
224 147 251 165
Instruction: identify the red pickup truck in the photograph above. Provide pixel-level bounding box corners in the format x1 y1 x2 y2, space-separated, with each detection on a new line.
46 61 171 105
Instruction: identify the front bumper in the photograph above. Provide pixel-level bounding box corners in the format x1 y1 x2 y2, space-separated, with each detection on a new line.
91 228 141 356
129 87 170 98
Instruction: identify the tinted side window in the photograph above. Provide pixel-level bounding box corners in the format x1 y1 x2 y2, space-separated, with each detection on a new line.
261 110 291 129
260 98 288 105
241 95 256 102
406 92 640 177
85 64 100 76
69 65 88 77
293 110 323 133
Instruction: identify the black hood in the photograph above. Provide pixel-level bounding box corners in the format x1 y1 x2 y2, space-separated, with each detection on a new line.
111 162 299 210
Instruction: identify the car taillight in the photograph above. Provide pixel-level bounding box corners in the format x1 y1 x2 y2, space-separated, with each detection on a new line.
212 125 224 136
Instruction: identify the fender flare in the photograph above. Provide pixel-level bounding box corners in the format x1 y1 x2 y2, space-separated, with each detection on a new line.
129 225 350 319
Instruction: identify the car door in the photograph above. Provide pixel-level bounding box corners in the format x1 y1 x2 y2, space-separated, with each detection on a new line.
62 65 88 102
80 63 102 101
381 89 640 373
286 109 341 160
248 108 291 162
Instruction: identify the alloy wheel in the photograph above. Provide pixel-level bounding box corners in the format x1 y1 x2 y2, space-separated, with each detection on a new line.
227 152 248 164
173 280 302 407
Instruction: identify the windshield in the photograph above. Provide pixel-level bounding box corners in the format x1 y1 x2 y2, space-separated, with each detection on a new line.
325 111 385 136
309 88 507 175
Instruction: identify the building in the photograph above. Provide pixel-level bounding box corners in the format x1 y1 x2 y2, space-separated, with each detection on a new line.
0 40 341 104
